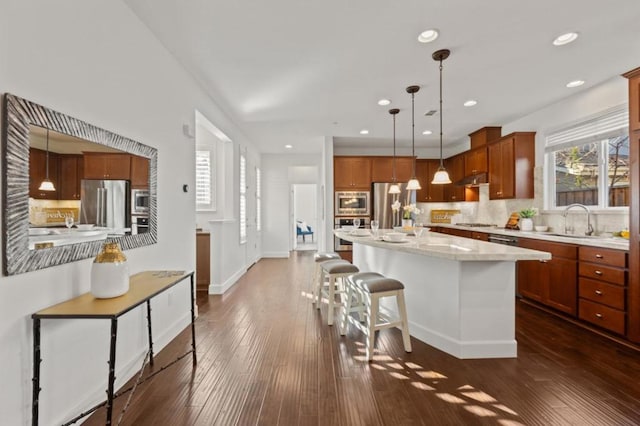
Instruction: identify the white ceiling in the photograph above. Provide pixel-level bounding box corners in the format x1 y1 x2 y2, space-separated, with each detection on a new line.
124 0 640 154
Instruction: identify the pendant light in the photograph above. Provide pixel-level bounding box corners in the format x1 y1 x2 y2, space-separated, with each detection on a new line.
388 108 401 194
38 128 56 191
405 85 421 190
431 49 452 184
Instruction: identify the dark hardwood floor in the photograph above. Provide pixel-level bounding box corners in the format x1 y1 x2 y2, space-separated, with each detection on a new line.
84 251 640 425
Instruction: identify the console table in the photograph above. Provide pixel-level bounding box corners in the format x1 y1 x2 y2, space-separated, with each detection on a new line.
31 270 196 426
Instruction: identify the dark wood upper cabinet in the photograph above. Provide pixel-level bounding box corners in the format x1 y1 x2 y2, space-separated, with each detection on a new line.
130 155 150 188
444 154 465 201
464 147 488 176
371 156 414 183
488 132 535 200
83 152 132 180
415 159 444 202
334 157 371 190
58 154 83 200
469 126 502 149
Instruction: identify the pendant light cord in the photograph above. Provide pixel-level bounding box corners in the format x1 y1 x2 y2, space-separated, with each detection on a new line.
45 128 50 179
392 113 397 182
411 92 416 177
439 60 444 168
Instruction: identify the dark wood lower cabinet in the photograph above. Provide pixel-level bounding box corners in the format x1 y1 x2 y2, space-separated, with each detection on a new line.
517 238 578 316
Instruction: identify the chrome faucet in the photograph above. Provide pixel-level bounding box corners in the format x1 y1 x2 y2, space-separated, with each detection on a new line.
563 203 594 236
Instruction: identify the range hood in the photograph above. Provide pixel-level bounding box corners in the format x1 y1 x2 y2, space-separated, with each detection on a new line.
454 172 488 187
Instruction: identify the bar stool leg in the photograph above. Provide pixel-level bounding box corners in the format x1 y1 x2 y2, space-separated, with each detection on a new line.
397 289 412 353
340 280 355 335
327 275 336 325
366 294 379 361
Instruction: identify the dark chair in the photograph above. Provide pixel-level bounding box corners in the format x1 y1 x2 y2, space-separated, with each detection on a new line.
296 221 314 242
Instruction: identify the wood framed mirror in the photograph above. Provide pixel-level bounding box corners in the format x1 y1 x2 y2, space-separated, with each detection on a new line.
2 93 158 275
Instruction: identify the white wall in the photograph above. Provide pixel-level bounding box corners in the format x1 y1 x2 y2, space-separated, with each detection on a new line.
0 1 257 424
262 154 322 256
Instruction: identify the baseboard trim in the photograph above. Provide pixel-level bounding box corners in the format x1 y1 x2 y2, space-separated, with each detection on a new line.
209 266 247 294
262 251 290 258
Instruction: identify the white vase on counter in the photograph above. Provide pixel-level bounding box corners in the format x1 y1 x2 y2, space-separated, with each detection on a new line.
519 218 533 231
401 218 413 229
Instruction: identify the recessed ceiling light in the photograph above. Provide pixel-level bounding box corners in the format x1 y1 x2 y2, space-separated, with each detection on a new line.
422 130 433 135
360 129 369 135
418 29 439 43
463 100 477 107
566 80 585 88
378 99 391 106
284 144 293 149
553 32 578 46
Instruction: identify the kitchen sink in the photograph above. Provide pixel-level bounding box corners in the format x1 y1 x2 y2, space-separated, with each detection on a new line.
544 233 614 240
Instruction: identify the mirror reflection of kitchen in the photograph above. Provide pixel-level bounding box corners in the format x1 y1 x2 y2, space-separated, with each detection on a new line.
28 125 150 249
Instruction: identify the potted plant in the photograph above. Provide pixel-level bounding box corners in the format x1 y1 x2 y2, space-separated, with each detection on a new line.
518 207 537 231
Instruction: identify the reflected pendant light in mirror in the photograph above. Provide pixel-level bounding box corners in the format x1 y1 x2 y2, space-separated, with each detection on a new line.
406 85 421 190
432 49 452 184
38 128 56 191
388 108 401 194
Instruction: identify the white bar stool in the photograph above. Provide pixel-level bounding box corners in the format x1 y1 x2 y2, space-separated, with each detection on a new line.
311 252 341 301
340 272 412 361
317 260 359 325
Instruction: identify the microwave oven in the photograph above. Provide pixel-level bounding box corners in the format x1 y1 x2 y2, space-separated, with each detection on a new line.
335 191 370 216
131 189 150 214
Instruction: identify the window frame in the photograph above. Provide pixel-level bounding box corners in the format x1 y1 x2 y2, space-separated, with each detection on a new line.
544 105 629 211
239 151 247 244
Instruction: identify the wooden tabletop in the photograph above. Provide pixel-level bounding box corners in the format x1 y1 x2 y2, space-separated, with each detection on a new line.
33 271 193 319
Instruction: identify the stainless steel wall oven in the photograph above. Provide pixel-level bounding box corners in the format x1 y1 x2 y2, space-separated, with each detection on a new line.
334 217 370 251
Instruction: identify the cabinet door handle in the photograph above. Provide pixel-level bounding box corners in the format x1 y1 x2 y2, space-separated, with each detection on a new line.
595 313 603 319
595 290 603 295
595 254 603 259
594 270 603 275
539 259 548 263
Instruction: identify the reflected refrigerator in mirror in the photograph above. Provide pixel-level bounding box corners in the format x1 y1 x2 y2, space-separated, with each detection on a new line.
371 182 415 229
80 180 131 231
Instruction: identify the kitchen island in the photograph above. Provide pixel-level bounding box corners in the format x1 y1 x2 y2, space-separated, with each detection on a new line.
335 229 551 359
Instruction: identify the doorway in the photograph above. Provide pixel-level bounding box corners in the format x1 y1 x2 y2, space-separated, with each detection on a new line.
292 184 317 251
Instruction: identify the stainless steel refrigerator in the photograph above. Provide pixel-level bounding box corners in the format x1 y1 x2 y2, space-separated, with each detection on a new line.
80 179 131 229
371 182 416 229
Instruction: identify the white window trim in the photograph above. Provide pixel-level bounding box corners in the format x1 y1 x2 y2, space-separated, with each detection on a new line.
256 166 261 233
544 105 629 211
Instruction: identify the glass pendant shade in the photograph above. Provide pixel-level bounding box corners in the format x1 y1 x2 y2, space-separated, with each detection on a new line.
388 183 401 194
38 179 56 191
406 178 422 190
432 168 452 184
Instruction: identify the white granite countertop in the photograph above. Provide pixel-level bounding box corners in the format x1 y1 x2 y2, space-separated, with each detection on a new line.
335 229 551 262
431 224 629 251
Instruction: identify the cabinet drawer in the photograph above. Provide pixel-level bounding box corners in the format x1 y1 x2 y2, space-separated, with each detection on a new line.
578 262 626 286
518 238 577 259
578 278 626 310
579 299 625 335
579 246 627 267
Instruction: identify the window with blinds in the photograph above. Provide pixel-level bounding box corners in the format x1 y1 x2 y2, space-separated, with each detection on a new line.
195 150 215 210
545 105 629 208
239 153 247 243
256 167 261 232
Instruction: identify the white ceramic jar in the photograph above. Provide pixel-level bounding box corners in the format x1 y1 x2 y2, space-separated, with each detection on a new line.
91 242 130 298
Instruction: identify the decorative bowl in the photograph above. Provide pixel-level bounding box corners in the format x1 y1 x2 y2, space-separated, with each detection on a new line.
535 225 549 232
341 225 354 232
76 224 95 231
384 232 405 242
